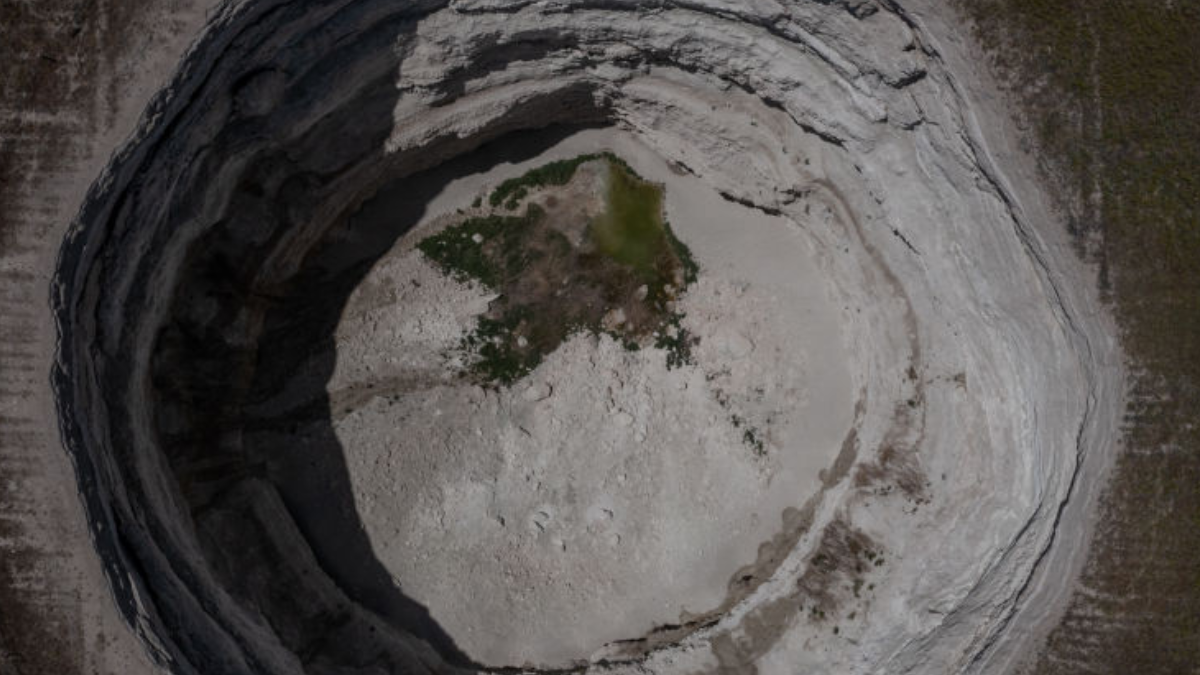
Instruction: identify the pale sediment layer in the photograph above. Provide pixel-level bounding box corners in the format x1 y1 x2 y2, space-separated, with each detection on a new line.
330 129 853 666
50 1 1122 674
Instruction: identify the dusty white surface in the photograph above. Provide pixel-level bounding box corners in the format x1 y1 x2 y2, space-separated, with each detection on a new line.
332 130 854 667
900 3 1126 671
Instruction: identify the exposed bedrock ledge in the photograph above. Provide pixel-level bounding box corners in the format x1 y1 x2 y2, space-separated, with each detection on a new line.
50 0 1122 673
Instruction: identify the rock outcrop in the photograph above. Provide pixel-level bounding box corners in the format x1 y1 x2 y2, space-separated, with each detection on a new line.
49 0 1122 674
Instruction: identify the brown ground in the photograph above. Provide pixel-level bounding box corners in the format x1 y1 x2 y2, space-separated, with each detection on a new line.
419 159 692 386
956 1 1200 672
0 1 215 672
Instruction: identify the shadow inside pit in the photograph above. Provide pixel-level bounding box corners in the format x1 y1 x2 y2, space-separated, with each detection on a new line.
236 124 597 668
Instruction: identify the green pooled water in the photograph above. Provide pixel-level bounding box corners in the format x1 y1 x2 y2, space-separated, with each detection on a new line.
591 161 669 274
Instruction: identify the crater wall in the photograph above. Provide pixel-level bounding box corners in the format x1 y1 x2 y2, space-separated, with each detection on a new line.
50 1 1122 673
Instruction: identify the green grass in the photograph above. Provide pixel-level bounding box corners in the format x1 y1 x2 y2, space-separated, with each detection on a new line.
418 214 514 288
462 312 539 385
422 153 700 387
488 151 644 208
489 154 600 207
416 204 564 288
654 313 695 370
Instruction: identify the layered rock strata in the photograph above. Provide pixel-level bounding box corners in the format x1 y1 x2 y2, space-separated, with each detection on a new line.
50 0 1122 674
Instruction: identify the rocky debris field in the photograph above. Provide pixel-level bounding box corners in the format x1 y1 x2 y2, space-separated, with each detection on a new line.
38 0 1124 674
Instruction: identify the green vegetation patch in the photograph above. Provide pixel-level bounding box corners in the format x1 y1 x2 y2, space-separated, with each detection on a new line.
417 210 539 288
488 151 639 208
421 153 700 387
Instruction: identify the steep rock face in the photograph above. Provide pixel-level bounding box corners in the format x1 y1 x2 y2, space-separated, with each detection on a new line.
49 1 1121 674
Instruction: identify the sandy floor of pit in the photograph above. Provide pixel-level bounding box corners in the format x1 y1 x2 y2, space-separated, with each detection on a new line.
329 129 853 667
